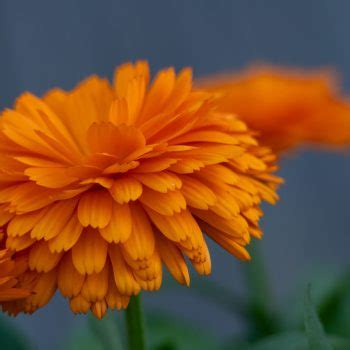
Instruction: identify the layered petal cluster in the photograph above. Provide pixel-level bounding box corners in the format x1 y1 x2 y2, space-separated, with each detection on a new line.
199 65 350 152
0 61 281 318
0 233 31 302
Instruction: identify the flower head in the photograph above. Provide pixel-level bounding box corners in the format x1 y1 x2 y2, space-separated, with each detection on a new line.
0 61 281 318
199 65 350 152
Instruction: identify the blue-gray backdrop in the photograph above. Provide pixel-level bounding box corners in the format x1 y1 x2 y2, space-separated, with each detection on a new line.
0 1 349 349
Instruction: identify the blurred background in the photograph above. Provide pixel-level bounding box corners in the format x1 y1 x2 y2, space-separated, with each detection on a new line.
0 1 349 349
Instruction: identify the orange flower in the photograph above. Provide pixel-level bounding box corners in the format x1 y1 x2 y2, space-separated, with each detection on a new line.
0 232 31 303
0 61 281 318
199 65 350 152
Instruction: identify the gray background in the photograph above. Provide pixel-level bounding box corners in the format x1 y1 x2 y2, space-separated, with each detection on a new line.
0 1 349 349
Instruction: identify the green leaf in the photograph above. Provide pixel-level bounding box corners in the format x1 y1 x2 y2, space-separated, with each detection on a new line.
329 335 350 350
0 314 32 350
146 311 221 350
304 284 334 350
317 271 350 337
227 332 350 350
236 332 307 350
283 267 349 333
326 289 350 337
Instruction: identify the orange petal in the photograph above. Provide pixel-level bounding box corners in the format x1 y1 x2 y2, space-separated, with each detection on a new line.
25 167 77 188
6 182 57 213
70 294 91 314
127 251 162 281
26 269 57 309
162 67 192 113
72 228 108 274
62 76 113 152
125 76 146 124
7 209 47 237
170 130 240 145
122 204 155 261
6 234 35 251
99 202 132 243
15 92 82 160
0 288 31 302
103 160 139 175
0 209 14 226
81 263 109 302
132 171 181 193
91 300 107 319
79 177 114 189
180 175 217 209
134 158 177 173
140 68 175 121
58 253 85 297
139 189 186 215
169 158 205 174
109 98 129 125
86 122 145 159
204 225 251 261
158 235 190 286
48 214 83 253
195 164 239 186
108 244 140 296
145 208 202 248
135 273 162 291
1 109 74 164
190 241 212 276
77 190 113 228
29 241 63 272
106 273 130 310
193 209 249 239
109 178 142 204
31 198 78 240
114 61 150 98
230 153 267 172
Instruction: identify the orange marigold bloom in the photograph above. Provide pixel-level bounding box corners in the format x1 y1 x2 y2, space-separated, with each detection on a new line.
0 232 31 302
0 61 281 318
199 65 350 152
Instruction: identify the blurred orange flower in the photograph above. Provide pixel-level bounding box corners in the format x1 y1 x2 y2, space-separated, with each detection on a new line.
199 65 350 152
0 61 281 318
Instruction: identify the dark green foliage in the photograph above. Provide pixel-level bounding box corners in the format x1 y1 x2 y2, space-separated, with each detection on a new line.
318 272 350 337
146 312 221 350
0 315 32 350
304 284 333 350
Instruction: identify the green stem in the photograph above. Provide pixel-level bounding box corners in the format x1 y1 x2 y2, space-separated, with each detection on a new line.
125 294 147 350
